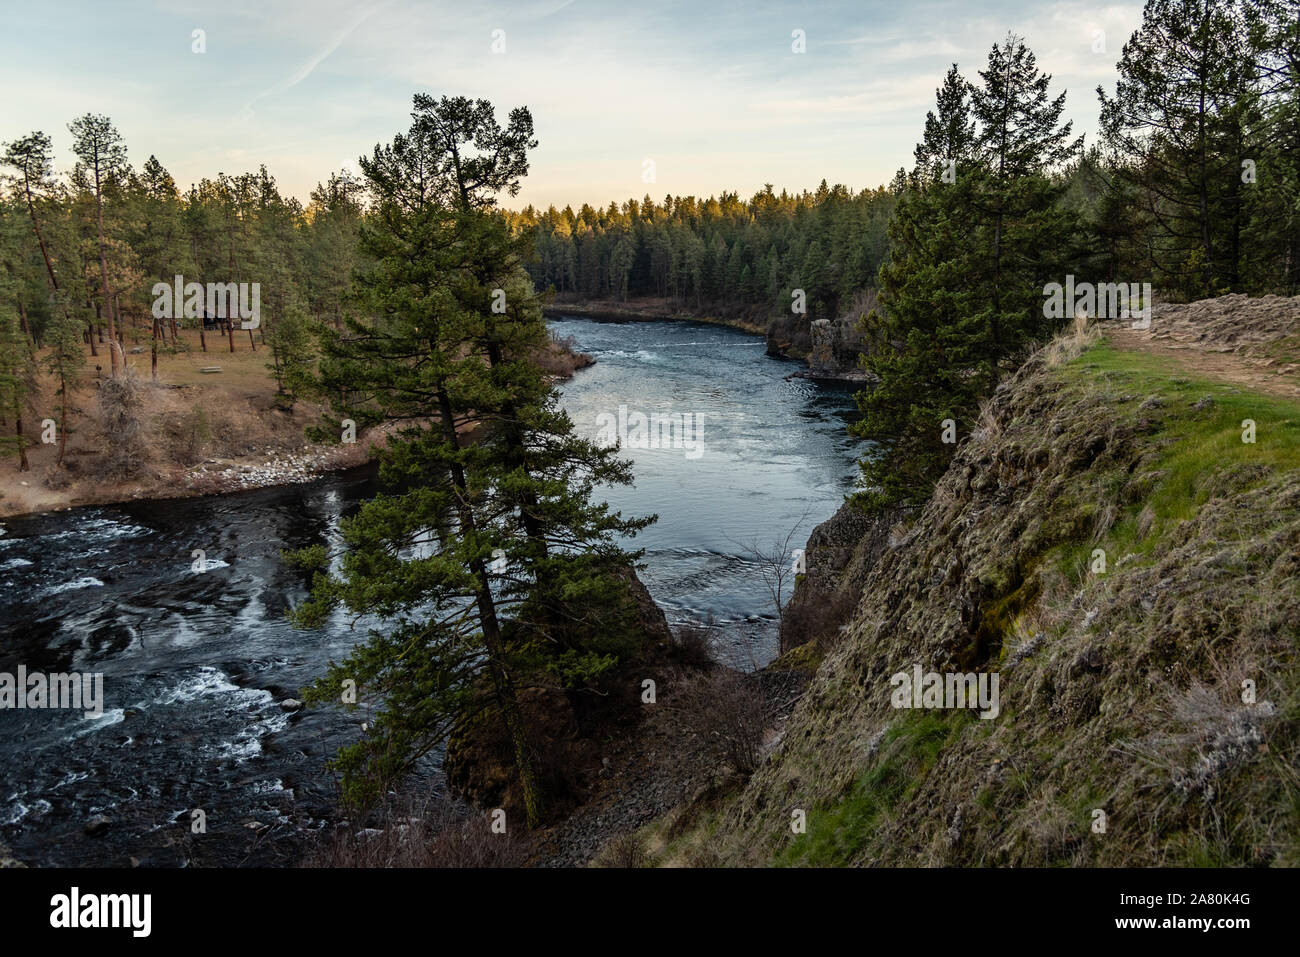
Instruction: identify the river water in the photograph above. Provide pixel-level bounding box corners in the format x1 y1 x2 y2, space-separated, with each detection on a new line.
0 316 860 866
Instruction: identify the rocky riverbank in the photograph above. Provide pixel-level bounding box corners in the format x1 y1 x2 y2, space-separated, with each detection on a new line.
0 429 380 520
543 297 871 382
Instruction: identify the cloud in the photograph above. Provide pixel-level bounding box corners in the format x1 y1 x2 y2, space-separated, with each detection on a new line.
1 0 1149 209
240 0 394 121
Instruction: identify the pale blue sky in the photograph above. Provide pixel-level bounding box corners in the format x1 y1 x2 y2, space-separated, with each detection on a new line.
1 0 1143 209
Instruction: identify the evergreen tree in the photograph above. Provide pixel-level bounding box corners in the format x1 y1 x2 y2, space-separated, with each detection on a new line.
970 33 1083 349
68 114 131 374
1243 0 1300 292
854 40 1080 507
852 66 988 506
2 133 64 303
913 65 978 182
289 96 654 823
0 300 35 470
1098 0 1261 295
43 299 85 466
130 155 193 375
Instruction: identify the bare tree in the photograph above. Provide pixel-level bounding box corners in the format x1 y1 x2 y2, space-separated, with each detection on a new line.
728 508 813 621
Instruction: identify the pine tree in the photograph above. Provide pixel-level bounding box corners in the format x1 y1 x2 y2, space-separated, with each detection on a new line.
2 133 64 302
1243 0 1300 292
0 302 35 471
305 171 365 329
68 114 131 375
853 41 1080 508
913 64 978 182
1098 0 1261 295
970 33 1083 349
265 299 312 405
131 155 193 376
43 300 85 466
289 96 654 823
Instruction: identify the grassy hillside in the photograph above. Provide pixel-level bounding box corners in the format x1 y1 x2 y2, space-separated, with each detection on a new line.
645 321 1300 867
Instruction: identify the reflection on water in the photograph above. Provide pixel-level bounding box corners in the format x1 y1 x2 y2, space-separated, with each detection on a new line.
550 316 862 666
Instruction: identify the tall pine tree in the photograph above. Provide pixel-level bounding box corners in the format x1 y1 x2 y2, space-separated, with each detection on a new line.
289 96 654 824
854 40 1081 507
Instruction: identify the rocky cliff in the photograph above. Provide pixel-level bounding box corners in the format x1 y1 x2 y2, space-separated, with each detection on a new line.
649 300 1300 867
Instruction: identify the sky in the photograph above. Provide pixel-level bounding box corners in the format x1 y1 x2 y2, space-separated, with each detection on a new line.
1 0 1144 210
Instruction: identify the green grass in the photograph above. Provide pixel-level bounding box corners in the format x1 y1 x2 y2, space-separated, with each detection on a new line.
678 335 1300 868
1053 341 1300 582
1261 332 1300 367
774 710 962 867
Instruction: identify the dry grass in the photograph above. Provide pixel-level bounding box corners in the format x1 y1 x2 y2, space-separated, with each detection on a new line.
1043 318 1102 368
667 668 768 776
0 327 345 517
970 395 1004 445
595 832 648 868
301 792 527 868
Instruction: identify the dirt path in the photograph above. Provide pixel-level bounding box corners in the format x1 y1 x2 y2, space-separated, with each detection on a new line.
1109 325 1300 400
1101 295 1300 401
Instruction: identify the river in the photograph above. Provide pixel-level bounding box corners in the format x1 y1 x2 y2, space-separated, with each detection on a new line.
0 316 860 866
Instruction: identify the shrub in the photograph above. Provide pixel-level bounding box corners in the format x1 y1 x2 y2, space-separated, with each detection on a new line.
597 832 647 868
168 403 212 465
670 669 768 776
669 621 715 668
302 792 526 868
93 373 149 480
779 588 858 654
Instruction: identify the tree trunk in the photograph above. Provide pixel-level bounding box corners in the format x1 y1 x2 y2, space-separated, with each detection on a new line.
57 372 69 467
1197 43 1212 287
484 338 548 554
95 172 119 376
17 301 33 352
22 172 60 294
435 382 544 827
15 405 29 472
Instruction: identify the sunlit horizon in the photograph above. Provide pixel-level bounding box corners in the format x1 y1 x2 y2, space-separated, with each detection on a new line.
1 0 1142 210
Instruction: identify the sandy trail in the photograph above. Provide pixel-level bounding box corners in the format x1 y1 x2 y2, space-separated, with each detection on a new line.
1102 294 1300 401
1109 326 1300 400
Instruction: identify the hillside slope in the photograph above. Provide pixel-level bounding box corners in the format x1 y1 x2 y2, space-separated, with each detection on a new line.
651 296 1300 867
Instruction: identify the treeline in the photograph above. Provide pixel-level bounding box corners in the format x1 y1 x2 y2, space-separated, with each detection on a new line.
515 1 1297 361
0 119 366 465
2 128 365 360
2 0 1295 492
512 183 898 324
856 0 1300 506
